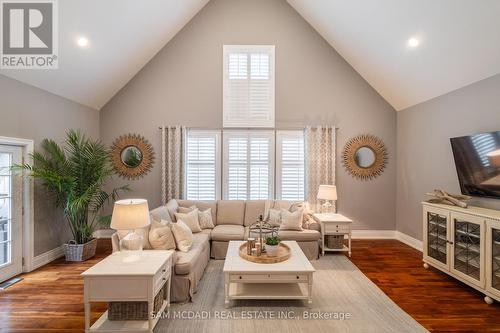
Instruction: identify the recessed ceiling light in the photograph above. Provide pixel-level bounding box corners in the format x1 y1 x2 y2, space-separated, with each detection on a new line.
408 37 419 48
77 37 89 48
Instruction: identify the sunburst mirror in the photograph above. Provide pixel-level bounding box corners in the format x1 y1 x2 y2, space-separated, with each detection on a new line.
111 134 154 179
342 134 387 181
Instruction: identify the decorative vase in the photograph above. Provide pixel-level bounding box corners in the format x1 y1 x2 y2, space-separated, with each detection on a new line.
266 244 280 257
63 238 97 262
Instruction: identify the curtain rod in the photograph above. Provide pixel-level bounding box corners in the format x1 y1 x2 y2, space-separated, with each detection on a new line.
158 126 339 130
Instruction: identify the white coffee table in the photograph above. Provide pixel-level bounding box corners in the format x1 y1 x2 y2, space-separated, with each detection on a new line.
223 241 315 308
82 250 173 333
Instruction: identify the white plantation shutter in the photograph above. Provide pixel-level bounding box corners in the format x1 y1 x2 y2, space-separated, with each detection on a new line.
223 130 274 200
223 45 275 128
185 130 221 200
276 131 305 200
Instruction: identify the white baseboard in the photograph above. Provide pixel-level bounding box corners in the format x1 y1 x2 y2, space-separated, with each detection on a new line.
395 231 423 252
350 230 423 252
351 230 397 239
32 245 64 271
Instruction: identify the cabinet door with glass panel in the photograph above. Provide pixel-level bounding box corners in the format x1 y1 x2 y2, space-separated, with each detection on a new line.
486 219 500 300
450 212 485 288
423 206 451 271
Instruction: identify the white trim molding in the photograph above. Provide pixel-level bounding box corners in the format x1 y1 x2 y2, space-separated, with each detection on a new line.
351 229 423 252
0 136 35 272
32 246 64 271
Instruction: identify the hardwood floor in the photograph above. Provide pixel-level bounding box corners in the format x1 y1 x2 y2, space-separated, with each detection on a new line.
0 239 498 332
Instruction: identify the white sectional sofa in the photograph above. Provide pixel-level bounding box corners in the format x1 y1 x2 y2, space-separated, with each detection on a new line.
111 199 321 303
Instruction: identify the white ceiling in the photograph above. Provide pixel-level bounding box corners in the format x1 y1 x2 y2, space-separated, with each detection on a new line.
2 0 500 111
0 0 209 110
287 0 500 110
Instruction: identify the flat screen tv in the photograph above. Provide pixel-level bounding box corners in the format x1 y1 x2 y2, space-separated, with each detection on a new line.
450 131 500 199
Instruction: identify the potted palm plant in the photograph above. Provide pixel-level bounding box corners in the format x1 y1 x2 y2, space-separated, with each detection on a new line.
16 130 129 261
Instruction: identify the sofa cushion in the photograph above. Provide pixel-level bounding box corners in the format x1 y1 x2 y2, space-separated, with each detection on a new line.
165 199 179 221
244 200 266 226
171 220 193 252
149 219 176 250
217 200 245 225
280 209 304 231
211 224 245 241
278 229 321 241
174 232 209 275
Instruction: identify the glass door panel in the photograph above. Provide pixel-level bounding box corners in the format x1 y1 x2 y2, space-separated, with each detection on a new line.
491 228 500 293
427 212 448 264
0 146 23 282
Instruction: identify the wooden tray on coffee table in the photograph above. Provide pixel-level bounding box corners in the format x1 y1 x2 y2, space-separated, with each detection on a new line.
239 242 291 264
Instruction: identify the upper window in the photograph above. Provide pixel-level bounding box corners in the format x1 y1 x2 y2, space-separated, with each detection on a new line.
223 45 275 128
185 130 221 200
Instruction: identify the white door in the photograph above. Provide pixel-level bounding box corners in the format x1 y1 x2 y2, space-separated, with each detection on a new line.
0 145 23 282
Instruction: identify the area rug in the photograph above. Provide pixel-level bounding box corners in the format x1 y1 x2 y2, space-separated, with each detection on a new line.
155 255 428 332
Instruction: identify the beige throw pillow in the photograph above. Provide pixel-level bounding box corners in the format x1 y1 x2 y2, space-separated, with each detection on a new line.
171 220 193 252
174 209 202 233
280 209 304 231
178 205 196 214
149 219 176 250
268 209 282 226
198 208 214 229
177 205 214 229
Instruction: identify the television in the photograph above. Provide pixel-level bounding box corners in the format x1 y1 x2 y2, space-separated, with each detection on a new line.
450 131 500 199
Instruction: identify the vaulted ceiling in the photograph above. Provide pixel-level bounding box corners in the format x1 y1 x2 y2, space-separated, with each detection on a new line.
1 0 500 111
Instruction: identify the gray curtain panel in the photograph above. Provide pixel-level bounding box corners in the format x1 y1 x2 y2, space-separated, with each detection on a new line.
305 125 336 212
161 126 186 205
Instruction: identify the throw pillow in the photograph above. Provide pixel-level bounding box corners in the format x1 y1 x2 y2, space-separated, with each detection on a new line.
149 219 176 250
198 208 215 229
174 209 202 233
171 220 193 252
280 208 304 231
268 209 282 226
177 205 196 214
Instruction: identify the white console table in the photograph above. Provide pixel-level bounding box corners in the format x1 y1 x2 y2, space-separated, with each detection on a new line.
81 250 173 333
313 213 353 257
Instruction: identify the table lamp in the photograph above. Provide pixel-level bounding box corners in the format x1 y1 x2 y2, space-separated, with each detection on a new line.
111 199 150 254
317 185 337 213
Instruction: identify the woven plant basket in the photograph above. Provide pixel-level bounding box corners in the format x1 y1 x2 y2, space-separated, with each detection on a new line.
108 283 167 321
63 238 97 262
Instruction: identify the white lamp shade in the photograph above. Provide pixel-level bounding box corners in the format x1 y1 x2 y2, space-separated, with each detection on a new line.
110 199 150 230
317 185 338 201
487 149 500 168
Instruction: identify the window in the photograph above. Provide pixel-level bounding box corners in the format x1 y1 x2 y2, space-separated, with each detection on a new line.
223 45 275 128
276 131 305 200
223 130 275 200
185 131 221 200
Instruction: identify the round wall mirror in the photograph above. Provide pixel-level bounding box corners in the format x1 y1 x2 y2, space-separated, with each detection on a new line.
355 147 376 168
120 145 143 168
342 134 388 181
111 134 154 179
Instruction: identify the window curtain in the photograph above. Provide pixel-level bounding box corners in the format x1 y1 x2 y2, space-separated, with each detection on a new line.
161 126 186 205
305 126 336 212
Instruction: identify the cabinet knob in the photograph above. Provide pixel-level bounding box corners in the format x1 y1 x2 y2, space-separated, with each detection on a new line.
239 276 242 279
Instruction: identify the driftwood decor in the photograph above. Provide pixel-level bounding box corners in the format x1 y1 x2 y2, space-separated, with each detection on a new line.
426 189 471 208
342 134 388 181
111 134 155 180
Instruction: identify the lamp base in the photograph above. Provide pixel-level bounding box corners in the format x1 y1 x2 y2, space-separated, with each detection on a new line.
321 201 333 214
119 230 143 263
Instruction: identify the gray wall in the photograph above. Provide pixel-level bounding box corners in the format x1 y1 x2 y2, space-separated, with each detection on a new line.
100 0 397 231
397 74 500 240
0 75 100 255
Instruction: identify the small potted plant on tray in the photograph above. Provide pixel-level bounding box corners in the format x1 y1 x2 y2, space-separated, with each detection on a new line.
265 236 280 257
